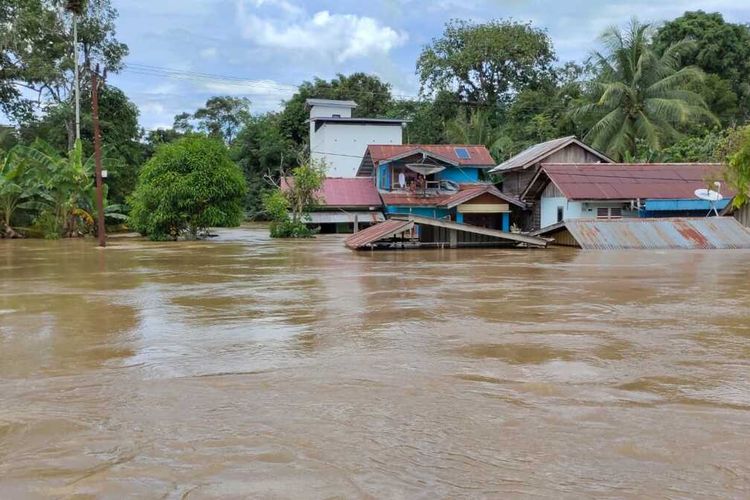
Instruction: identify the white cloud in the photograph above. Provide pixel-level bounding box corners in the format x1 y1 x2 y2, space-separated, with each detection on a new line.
199 47 218 59
236 1 408 63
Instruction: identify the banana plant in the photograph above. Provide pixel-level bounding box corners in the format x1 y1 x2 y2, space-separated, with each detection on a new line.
19 139 121 237
0 146 41 237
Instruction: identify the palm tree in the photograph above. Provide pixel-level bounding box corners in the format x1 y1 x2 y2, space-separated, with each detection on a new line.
445 109 512 161
571 19 717 161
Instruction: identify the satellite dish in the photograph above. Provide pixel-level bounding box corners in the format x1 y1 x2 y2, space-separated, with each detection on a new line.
694 189 722 202
695 182 723 216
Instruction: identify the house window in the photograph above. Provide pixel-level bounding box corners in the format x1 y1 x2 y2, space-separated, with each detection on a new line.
597 207 623 219
556 206 564 223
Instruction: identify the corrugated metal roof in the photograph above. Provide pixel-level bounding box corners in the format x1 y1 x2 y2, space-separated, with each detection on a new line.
379 184 524 208
281 177 382 207
540 163 729 200
307 211 384 224
345 219 414 249
442 184 525 208
490 136 611 172
540 218 750 249
365 144 496 166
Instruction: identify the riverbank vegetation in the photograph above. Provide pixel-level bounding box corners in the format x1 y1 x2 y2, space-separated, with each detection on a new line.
128 137 246 241
2 3 750 239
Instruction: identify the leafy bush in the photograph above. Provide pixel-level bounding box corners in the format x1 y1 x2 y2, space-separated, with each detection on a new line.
262 161 325 238
128 137 246 240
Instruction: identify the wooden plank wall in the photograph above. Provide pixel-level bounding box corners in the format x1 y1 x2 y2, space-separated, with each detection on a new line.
733 203 750 227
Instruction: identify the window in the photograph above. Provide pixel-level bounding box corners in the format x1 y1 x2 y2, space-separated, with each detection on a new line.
454 147 471 160
557 206 564 223
597 207 623 219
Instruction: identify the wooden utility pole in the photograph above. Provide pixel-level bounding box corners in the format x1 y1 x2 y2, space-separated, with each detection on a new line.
91 64 106 247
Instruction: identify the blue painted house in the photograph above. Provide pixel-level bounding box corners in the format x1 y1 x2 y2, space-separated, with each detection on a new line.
356 144 524 231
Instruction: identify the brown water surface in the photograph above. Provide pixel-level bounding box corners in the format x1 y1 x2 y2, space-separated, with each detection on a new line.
1 227 750 498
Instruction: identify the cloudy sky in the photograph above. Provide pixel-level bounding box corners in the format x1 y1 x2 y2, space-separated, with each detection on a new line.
108 0 750 130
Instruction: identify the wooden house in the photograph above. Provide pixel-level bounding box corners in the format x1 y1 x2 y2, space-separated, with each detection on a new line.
490 136 611 229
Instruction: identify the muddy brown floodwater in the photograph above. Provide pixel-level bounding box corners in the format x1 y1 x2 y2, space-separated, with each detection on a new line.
1 227 750 498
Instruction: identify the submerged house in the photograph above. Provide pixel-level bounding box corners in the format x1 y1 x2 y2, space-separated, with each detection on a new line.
280 177 384 233
490 136 611 230
356 144 524 231
522 163 731 229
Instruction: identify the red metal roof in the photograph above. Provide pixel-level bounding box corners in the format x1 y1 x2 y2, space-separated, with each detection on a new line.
540 163 729 200
281 177 382 207
366 144 495 166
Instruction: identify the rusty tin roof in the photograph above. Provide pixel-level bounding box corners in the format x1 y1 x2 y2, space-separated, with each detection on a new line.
540 217 750 250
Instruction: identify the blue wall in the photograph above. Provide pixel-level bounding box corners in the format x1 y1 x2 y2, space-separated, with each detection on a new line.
644 198 730 212
437 167 480 184
384 206 450 218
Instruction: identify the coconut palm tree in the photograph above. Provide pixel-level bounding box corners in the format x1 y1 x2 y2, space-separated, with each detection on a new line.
571 19 717 161
445 109 512 161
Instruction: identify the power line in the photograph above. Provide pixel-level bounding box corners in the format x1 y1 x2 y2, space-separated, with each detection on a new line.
120 62 494 106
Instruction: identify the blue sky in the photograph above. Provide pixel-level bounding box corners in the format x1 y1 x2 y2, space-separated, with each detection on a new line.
108 0 750 130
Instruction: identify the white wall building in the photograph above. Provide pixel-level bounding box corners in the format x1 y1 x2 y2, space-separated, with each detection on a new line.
307 99 405 177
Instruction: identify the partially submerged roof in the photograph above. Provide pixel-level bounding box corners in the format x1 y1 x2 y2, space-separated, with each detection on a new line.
281 177 382 207
491 136 611 173
523 163 729 201
345 219 414 249
380 183 525 208
345 214 547 249
532 217 750 250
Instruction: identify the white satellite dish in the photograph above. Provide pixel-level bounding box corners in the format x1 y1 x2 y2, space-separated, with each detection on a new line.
694 182 723 216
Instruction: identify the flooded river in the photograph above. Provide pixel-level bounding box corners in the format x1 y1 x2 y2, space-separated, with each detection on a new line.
1 227 749 498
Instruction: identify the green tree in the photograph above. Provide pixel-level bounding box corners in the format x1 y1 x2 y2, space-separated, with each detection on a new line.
264 160 325 238
278 73 393 145
445 109 510 161
654 11 750 122
417 19 556 106
192 96 251 144
725 126 750 208
384 90 459 144
128 137 246 240
230 113 296 218
571 19 716 161
1 0 128 147
19 85 144 204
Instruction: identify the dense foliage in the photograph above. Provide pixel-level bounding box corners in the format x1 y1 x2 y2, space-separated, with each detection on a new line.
264 161 326 238
571 20 716 160
128 137 246 240
0 139 124 238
